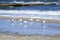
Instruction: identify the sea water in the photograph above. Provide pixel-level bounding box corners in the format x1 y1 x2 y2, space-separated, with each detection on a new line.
0 4 60 36
0 0 59 3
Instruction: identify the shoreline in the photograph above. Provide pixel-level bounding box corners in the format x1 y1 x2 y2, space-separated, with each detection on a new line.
0 34 60 40
0 16 60 23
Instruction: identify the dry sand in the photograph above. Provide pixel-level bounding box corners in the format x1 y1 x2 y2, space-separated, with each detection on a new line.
0 34 60 40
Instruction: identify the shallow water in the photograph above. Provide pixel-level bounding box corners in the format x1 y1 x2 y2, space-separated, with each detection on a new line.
0 2 60 36
0 19 60 36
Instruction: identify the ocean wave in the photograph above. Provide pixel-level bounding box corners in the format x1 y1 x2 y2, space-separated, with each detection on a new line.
0 10 60 15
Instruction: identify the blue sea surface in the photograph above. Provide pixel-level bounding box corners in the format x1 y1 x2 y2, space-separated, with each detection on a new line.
0 19 60 36
0 5 60 11
0 5 60 36
0 0 59 3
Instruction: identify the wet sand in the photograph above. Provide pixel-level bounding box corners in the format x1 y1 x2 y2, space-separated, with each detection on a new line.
0 2 56 6
0 16 60 23
0 34 60 40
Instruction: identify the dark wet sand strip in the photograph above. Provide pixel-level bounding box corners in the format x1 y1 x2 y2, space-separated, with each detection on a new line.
0 16 60 23
0 3 56 6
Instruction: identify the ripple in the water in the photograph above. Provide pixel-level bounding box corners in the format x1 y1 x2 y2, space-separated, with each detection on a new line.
0 19 60 36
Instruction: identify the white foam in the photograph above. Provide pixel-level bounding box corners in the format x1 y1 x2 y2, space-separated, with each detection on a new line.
9 1 44 4
0 10 60 15
0 10 60 20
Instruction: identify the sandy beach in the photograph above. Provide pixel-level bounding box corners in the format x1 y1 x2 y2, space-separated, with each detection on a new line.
0 34 60 40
